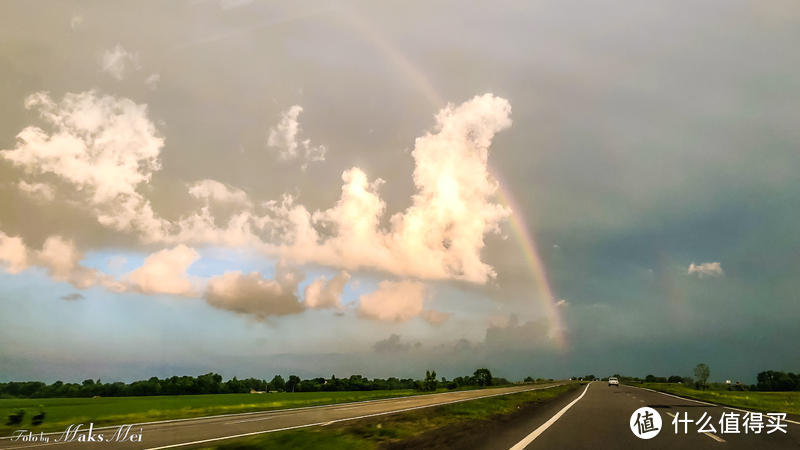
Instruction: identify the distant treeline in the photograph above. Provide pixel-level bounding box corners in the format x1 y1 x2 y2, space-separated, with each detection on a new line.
755 371 800 391
0 368 515 399
632 370 800 391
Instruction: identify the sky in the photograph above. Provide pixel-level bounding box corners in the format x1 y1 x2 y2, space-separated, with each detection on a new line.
0 0 798 384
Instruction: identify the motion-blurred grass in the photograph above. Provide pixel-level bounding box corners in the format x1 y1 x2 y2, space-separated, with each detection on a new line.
641 383 800 416
205 383 580 449
0 390 420 435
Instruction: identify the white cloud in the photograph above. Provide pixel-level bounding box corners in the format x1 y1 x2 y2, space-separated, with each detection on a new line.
267 105 327 170
100 44 139 81
688 262 724 278
357 280 426 322
273 93 512 283
1 90 169 241
125 245 200 296
0 231 29 274
304 271 350 309
188 179 251 206
555 298 569 307
145 73 160 90
3 93 514 292
35 236 112 289
204 263 305 319
0 230 119 289
17 181 55 201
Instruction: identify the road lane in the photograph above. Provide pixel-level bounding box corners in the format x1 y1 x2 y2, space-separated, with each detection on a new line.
513 382 800 450
0 383 565 450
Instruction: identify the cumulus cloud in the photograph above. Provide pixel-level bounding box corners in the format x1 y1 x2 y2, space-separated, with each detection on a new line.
357 280 425 322
304 271 350 309
36 236 113 289
204 263 305 319
555 298 569 308
0 230 124 291
272 94 512 283
688 262 724 278
100 44 139 80
125 245 200 296
1 90 169 241
188 179 250 206
0 231 29 274
2 92 514 309
373 334 414 353
17 181 55 201
267 105 327 170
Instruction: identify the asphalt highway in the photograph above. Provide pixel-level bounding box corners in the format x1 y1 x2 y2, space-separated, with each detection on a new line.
0 383 563 449
492 382 800 450
3 382 797 449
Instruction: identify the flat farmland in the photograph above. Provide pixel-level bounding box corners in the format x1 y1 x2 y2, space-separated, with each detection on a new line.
0 390 419 435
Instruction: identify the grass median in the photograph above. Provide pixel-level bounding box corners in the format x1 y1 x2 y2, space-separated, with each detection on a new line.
202 383 580 449
641 383 800 416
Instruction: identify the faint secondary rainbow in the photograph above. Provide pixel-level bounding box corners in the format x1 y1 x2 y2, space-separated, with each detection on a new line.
341 10 567 350
494 181 568 351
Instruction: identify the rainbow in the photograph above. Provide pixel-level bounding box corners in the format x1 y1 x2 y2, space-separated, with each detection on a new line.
340 9 567 350
494 181 568 351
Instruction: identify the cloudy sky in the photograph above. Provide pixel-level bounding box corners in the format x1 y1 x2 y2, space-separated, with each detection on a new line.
1 0 798 383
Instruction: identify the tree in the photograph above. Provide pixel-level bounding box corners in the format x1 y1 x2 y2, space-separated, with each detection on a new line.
270 375 286 392
694 363 710 390
421 370 438 391
286 375 301 392
473 368 493 387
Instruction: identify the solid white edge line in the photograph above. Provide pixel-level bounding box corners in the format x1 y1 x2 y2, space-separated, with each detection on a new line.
664 412 726 443
143 383 567 450
630 386 716 406
0 383 565 441
508 382 592 450
632 385 800 425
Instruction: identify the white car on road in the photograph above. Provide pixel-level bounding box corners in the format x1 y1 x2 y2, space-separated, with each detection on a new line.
608 377 619 386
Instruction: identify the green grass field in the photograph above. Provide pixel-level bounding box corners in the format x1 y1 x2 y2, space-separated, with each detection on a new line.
0 390 425 435
204 383 581 449
641 383 800 416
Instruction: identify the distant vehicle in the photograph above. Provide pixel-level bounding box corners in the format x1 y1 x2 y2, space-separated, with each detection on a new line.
608 377 619 386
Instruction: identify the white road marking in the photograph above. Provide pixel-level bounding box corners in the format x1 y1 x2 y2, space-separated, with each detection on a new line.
144 384 566 450
508 382 592 450
225 416 275 425
0 384 559 441
664 412 726 443
632 385 800 425
630 386 716 406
